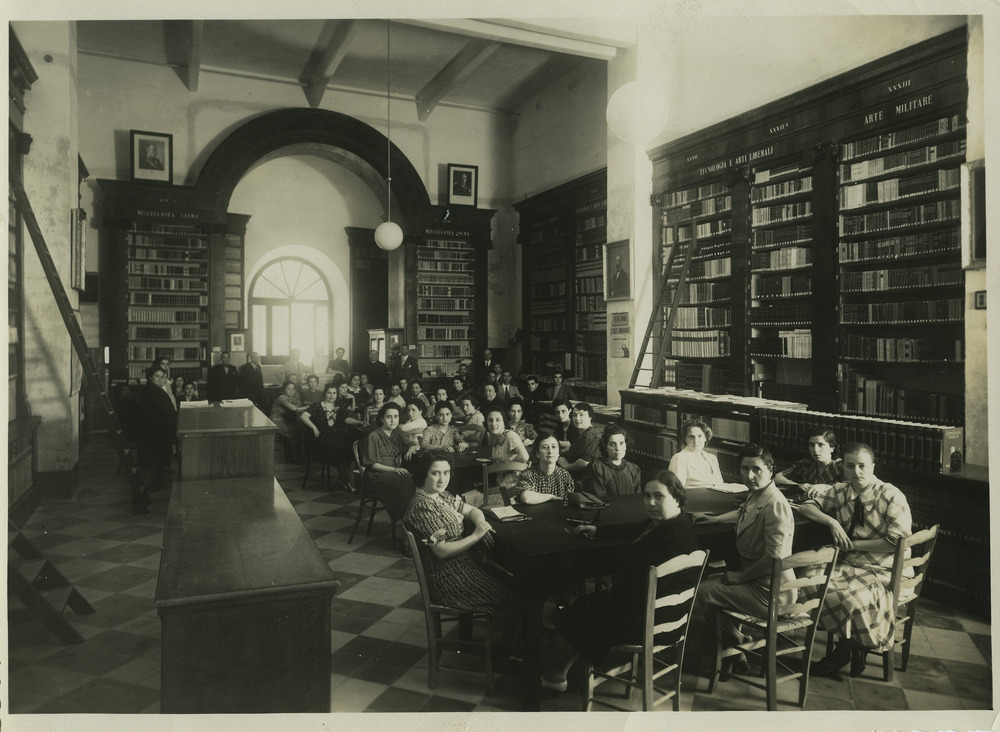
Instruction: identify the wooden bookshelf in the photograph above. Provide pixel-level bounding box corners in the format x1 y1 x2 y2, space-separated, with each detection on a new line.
516 169 607 385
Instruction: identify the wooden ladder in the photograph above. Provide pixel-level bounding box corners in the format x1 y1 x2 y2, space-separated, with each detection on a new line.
9 521 96 644
629 224 699 388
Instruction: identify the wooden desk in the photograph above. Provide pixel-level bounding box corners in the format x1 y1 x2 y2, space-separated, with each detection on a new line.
177 403 276 480
155 476 340 713
487 488 824 710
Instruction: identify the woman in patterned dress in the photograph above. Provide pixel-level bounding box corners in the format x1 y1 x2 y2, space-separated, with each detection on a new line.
403 451 521 635
300 383 364 487
507 399 537 448
421 401 469 453
483 407 529 464
775 427 845 499
798 442 913 680
510 433 575 505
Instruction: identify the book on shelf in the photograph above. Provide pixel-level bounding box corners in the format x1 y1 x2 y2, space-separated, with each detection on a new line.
840 114 964 160
838 229 959 262
751 247 811 271
841 262 962 292
751 176 813 203
839 198 961 236
840 298 963 324
840 167 961 210
668 330 730 359
841 335 962 363
752 225 812 249
841 139 966 182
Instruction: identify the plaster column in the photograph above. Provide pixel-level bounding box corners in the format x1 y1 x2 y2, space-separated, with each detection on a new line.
14 21 81 483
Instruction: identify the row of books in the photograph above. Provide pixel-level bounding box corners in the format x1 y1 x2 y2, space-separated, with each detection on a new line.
708 415 752 443
416 298 474 311
576 213 607 231
129 325 206 341
623 402 672 427
128 308 207 324
128 364 204 381
751 224 812 250
664 219 732 245
752 200 812 227
674 306 731 329
840 298 963 324
576 274 603 294
839 140 966 182
575 332 608 353
840 114 964 161
668 330 730 358
531 316 567 332
839 198 961 236
418 343 471 358
530 335 567 352
750 246 812 271
416 284 474 298
662 181 729 209
838 228 960 263
758 404 964 473
838 366 964 424
415 272 474 285
128 262 206 276
841 262 963 292
629 430 678 462
417 249 474 262
751 175 813 203
129 346 203 361
573 353 607 382
677 281 731 304
130 247 208 262
681 257 732 281
576 243 603 262
418 313 468 325
130 292 207 307
749 331 812 358
575 312 608 331
421 239 472 251
420 326 472 340
127 276 207 291
839 167 960 210
754 162 809 184
749 303 811 325
751 273 812 298
841 335 963 363
575 294 605 312
416 260 474 273
662 194 732 224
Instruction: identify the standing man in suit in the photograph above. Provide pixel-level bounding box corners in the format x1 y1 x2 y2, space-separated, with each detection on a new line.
396 345 420 383
239 351 265 409
207 351 241 401
497 370 522 404
135 365 177 513
363 349 390 391
473 349 497 385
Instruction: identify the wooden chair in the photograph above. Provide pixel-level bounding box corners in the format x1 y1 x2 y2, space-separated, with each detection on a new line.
300 430 332 489
482 461 526 507
708 546 839 711
348 439 395 545
583 550 709 712
827 524 939 682
403 528 495 695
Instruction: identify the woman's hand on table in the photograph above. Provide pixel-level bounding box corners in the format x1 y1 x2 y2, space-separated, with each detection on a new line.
691 512 716 524
574 524 597 539
457 442 469 452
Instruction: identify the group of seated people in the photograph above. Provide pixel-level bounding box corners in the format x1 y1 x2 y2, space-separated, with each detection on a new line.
392 409 913 695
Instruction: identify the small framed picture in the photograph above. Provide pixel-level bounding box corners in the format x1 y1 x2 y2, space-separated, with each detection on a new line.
447 163 478 207
229 332 246 353
130 129 173 183
605 239 631 301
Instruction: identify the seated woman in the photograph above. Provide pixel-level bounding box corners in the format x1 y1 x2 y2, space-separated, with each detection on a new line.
457 393 485 431
180 380 201 402
403 451 521 647
365 387 387 425
421 401 469 453
510 432 574 505
583 424 641 498
300 383 365 489
171 375 186 403
483 407 529 464
399 399 429 450
409 381 431 411
362 403 420 526
481 383 505 414
551 399 579 453
557 402 601 477
299 374 324 405
427 387 451 421
388 383 407 408
774 427 844 499
668 419 723 489
507 398 537 447
347 373 370 409
693 444 795 674
798 442 912 680
269 380 307 461
541 470 699 691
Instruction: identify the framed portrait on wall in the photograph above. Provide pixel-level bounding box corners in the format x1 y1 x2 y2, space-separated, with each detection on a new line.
447 163 478 207
605 239 631 301
130 129 173 183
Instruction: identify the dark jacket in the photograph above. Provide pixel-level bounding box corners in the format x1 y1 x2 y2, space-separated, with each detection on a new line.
207 363 240 401
239 361 265 408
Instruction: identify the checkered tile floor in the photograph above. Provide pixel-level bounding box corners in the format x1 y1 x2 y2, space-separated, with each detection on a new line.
7 435 993 713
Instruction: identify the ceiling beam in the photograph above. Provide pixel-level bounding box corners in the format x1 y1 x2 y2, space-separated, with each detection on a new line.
415 39 500 122
305 20 359 109
185 20 203 92
401 19 625 60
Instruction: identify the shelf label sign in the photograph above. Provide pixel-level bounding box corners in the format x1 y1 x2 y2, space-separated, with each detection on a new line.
610 312 630 358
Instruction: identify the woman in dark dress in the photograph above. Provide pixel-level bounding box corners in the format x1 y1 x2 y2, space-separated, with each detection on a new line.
135 365 178 513
541 469 699 690
362 402 419 524
583 424 642 498
403 451 521 635
300 383 364 487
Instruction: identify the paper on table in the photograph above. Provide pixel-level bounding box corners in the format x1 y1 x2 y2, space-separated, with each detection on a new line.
179 400 210 408
220 398 254 407
708 483 749 494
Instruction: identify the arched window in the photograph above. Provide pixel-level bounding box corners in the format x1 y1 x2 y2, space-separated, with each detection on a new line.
249 258 330 360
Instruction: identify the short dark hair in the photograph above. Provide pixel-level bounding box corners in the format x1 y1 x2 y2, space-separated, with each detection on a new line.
600 423 629 454
807 427 840 454
409 449 454 486
572 402 595 420
461 393 479 409
552 398 572 414
649 469 687 509
552 370 564 379
404 399 425 414
532 431 560 461
738 443 774 471
220 350 231 358
483 406 507 427
281 380 296 392
434 400 454 415
377 402 402 423
680 419 713 444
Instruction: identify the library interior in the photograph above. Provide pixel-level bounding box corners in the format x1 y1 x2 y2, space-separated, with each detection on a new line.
6 11 995 726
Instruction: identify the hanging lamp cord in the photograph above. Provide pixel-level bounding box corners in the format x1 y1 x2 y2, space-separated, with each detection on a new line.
385 19 392 223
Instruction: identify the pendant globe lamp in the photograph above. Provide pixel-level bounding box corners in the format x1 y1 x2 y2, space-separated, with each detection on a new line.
374 20 403 251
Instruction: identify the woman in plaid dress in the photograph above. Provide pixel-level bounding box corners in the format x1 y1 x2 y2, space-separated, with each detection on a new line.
798 442 912 680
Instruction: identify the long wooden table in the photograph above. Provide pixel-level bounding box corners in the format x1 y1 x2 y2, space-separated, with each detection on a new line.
154 476 340 713
176 403 276 480
486 488 825 711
